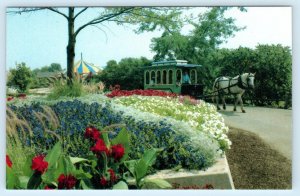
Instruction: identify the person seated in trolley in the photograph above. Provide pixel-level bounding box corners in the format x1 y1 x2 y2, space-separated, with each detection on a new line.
182 71 191 84
150 76 155 85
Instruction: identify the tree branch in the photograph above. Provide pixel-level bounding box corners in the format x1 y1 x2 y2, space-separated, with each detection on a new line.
74 7 88 19
74 7 135 37
46 7 68 19
6 8 45 14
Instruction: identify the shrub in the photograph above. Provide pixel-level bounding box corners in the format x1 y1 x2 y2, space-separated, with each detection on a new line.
7 63 32 92
47 79 85 100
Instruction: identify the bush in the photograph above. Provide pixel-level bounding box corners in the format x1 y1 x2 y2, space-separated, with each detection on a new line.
98 57 151 90
47 80 85 100
7 63 33 92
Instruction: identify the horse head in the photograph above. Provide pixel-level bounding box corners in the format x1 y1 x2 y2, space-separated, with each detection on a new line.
242 73 255 89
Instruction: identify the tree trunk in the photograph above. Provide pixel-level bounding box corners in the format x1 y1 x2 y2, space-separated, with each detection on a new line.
66 7 75 84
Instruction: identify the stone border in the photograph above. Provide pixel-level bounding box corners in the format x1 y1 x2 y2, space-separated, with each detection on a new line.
145 155 234 189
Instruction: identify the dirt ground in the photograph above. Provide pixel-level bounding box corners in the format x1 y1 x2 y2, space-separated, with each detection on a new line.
226 128 292 189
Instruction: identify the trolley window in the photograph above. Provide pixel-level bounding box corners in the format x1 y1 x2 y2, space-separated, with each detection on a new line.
168 70 173 84
176 70 182 84
150 71 155 84
190 69 196 84
157 70 161 84
162 70 167 84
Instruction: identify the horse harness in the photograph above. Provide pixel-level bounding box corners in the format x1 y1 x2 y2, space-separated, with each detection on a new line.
214 74 253 95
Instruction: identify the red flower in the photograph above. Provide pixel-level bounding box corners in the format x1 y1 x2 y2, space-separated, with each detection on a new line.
6 155 12 168
100 176 107 186
18 93 26 99
85 127 101 140
44 185 54 190
90 139 109 155
58 174 77 189
106 89 177 98
111 144 125 161
7 97 14 101
31 155 48 174
108 168 117 183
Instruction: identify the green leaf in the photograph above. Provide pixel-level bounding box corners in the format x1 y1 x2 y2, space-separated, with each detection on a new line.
124 160 137 176
80 179 93 189
74 166 92 180
142 178 172 189
134 159 148 185
102 132 110 147
6 166 18 189
111 128 130 162
18 176 30 189
112 181 129 190
70 157 89 165
141 148 158 167
42 165 58 185
42 154 64 185
63 156 76 174
27 172 42 189
22 155 34 177
45 141 62 167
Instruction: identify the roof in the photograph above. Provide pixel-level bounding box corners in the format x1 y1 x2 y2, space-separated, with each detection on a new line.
145 60 202 68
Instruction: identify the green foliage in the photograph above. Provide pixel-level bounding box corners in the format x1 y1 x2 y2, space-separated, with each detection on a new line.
151 7 245 63
32 63 62 74
47 80 85 100
98 57 151 90
107 7 184 34
7 62 33 92
124 148 171 189
206 45 292 107
253 44 292 107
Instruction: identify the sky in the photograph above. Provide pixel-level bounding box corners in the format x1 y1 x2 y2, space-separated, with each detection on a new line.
6 7 292 70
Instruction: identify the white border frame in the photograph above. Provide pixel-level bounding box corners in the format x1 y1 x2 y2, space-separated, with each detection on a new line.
1 1 299 196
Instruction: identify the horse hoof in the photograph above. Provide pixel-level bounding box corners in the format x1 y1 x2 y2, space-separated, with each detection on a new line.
223 106 226 110
217 107 221 111
242 110 246 113
233 108 236 112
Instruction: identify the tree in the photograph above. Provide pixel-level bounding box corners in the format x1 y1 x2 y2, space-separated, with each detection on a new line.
8 7 184 83
33 63 62 74
7 62 33 92
99 57 151 90
206 45 292 107
151 7 245 64
252 44 292 107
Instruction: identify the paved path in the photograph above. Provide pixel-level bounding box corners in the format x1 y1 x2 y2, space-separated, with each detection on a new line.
218 105 292 160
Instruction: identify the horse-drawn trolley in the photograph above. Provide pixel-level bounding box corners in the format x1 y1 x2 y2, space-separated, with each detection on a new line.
144 60 204 97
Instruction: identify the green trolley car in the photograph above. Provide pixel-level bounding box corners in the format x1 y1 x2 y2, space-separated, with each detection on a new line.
144 60 204 98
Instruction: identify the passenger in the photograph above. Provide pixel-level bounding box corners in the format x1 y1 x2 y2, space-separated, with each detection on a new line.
183 71 191 84
150 77 155 85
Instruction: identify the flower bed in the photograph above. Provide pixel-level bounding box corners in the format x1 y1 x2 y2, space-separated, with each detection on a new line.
9 98 219 171
114 95 231 150
106 89 177 98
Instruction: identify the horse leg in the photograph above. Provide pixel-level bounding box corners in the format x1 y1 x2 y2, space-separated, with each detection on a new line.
238 94 246 113
216 94 221 110
222 96 226 110
233 95 238 112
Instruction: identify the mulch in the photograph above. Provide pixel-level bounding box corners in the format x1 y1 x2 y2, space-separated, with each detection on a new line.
226 128 292 189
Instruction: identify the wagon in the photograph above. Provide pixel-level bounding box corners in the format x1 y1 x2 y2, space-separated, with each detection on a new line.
144 60 204 98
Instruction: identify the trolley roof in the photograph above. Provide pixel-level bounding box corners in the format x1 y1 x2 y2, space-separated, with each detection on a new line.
147 60 202 68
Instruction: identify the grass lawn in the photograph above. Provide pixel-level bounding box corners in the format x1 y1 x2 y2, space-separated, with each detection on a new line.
226 128 292 189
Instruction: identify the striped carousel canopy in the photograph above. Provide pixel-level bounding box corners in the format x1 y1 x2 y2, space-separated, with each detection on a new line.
73 54 101 75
